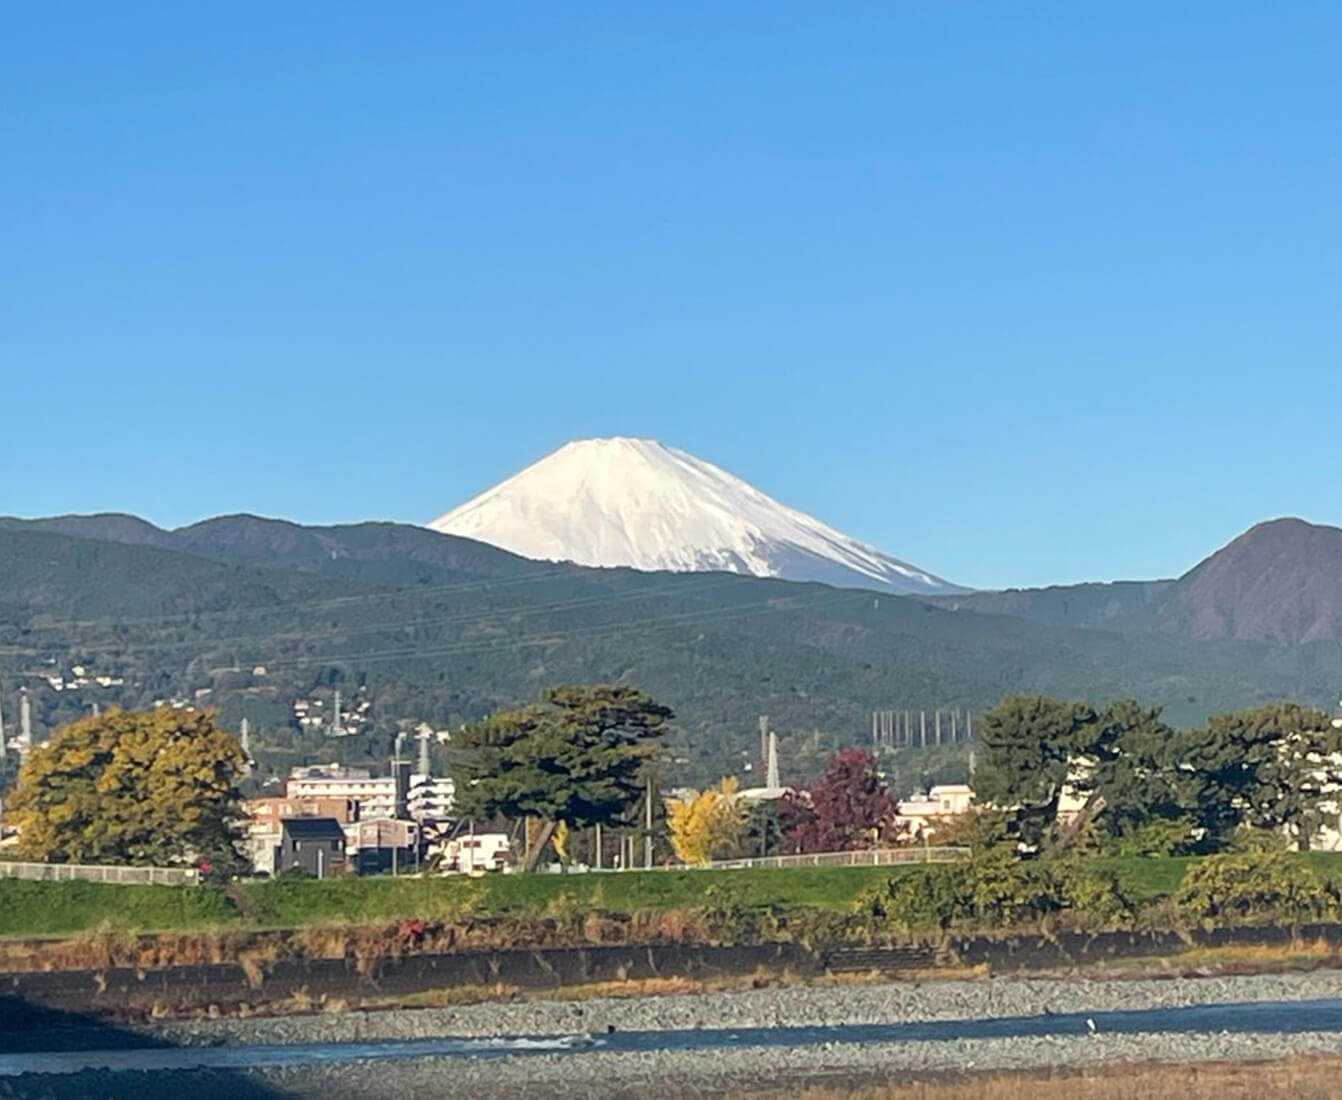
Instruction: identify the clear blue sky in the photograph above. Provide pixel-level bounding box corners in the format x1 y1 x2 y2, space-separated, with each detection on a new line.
4 3 1340 590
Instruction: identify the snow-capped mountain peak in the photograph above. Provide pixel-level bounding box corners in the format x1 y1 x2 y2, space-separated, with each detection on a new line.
428 437 964 595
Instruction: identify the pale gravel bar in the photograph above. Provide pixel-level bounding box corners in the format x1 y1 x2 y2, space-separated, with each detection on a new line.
10 971 1342 1099
152 968 1342 1047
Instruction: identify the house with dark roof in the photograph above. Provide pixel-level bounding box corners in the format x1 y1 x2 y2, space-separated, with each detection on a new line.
278 817 347 878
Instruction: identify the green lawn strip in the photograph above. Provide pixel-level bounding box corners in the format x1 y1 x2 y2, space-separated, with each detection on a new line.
1089 855 1195 902
0 879 239 937
239 865 896 925
467 865 898 914
1298 851 1342 879
0 865 897 937
8 855 1338 940
241 875 483 927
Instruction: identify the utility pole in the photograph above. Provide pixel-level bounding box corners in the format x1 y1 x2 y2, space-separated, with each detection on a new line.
644 773 654 870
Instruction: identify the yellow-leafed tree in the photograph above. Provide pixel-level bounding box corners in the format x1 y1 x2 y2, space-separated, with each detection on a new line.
7 707 248 871
668 777 746 865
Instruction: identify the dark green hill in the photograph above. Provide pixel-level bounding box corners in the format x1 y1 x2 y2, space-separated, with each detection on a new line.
926 517 1342 646
175 514 543 585
1 517 1338 786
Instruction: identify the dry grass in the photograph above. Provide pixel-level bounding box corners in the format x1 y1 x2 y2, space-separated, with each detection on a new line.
734 1056 1342 1100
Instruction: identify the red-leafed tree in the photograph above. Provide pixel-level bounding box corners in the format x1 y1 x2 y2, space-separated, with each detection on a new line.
780 749 899 853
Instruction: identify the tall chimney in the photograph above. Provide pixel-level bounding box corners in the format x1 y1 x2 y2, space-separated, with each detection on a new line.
18 690 32 749
418 728 431 776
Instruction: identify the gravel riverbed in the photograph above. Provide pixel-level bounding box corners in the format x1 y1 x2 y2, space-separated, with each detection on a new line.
9 971 1342 1100
151 968 1342 1046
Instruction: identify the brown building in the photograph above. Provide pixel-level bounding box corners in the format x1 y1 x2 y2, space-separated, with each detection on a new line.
242 796 357 876
245 796 356 833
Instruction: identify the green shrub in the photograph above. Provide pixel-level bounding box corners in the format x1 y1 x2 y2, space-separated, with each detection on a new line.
861 850 1146 935
967 850 1063 927
1112 817 1199 858
696 882 781 942
1226 828 1292 856
1055 860 1135 928
1173 853 1335 928
868 864 971 934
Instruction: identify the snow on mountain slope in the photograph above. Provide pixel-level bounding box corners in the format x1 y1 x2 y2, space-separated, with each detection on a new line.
428 438 965 595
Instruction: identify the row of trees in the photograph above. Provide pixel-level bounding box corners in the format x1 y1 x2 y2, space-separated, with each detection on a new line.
8 683 905 872
976 695 1342 853
6 684 671 872
668 750 903 864
12 684 1340 872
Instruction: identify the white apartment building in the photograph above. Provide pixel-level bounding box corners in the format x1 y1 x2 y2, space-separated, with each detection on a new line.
895 783 974 837
286 764 455 823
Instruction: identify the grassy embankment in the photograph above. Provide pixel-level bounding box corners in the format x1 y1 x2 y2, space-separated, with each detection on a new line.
3 853 1341 938
0 865 895 937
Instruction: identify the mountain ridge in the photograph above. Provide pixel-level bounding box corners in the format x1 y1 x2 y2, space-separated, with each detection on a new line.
1 512 1339 786
927 517 1342 645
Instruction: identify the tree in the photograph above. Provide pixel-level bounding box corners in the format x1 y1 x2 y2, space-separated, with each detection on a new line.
451 684 672 868
7 708 247 870
775 788 819 855
667 777 745 864
974 695 1098 846
1082 700 1185 844
742 798 783 858
782 749 896 853
1181 703 1341 850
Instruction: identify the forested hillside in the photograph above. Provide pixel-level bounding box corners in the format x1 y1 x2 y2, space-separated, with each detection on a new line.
1 517 1338 786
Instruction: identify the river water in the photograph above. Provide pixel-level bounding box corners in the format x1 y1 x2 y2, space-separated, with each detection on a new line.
5 997 1342 1076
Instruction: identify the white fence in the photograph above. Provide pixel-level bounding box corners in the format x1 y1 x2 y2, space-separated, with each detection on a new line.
664 846 971 872
0 860 200 886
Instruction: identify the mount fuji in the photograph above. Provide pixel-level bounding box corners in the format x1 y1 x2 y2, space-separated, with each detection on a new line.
428 437 965 596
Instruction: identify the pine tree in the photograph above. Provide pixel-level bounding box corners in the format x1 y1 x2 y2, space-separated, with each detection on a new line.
451 684 672 865
1182 703 1341 849
974 695 1098 846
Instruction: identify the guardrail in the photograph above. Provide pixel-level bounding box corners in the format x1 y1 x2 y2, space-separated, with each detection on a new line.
660 846 971 872
0 860 200 886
